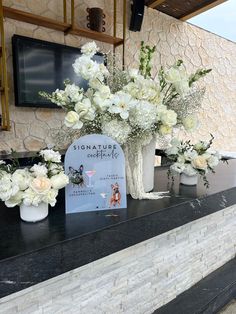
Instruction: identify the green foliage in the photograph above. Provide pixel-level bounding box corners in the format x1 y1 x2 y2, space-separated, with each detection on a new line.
139 41 156 78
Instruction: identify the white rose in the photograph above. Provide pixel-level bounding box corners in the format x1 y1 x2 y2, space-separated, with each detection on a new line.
191 155 208 170
12 169 31 190
5 191 24 208
64 111 83 129
30 177 52 195
31 164 48 177
182 115 198 132
50 173 69 190
160 110 177 127
75 98 95 121
40 149 61 163
42 189 58 207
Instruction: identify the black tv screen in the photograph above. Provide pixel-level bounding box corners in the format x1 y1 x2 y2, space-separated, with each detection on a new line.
12 35 105 108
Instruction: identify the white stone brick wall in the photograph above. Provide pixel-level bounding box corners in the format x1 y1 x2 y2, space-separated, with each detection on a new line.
1 204 236 314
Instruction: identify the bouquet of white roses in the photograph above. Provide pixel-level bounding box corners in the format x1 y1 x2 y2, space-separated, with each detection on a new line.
40 41 211 146
166 135 221 187
0 149 69 208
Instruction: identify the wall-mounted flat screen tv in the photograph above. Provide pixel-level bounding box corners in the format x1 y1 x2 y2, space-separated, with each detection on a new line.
12 35 105 108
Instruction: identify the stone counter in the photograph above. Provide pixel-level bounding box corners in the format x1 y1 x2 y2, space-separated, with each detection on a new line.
0 160 236 313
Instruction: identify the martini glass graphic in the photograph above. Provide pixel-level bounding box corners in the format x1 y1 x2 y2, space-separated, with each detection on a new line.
85 170 96 188
100 193 107 208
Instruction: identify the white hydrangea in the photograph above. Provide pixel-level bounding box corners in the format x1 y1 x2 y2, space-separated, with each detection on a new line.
81 41 98 57
183 164 198 176
184 150 198 161
207 155 219 168
30 164 48 177
40 149 61 163
23 188 43 206
129 100 157 130
170 162 185 174
101 119 131 145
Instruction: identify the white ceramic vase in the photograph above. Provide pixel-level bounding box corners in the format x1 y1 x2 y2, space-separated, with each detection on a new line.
19 202 49 222
142 137 156 192
180 173 198 186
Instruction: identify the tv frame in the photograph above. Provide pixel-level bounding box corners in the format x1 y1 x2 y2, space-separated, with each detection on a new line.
12 35 104 109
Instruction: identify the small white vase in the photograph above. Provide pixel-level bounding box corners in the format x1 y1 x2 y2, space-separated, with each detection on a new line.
19 202 49 222
142 137 156 192
180 173 198 186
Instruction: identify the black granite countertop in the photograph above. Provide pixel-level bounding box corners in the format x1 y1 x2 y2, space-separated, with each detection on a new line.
0 160 236 298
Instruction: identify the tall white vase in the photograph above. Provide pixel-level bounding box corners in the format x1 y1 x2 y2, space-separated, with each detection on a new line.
20 202 49 222
142 137 156 192
180 173 198 186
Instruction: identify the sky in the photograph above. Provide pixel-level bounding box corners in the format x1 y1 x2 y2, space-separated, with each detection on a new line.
189 0 236 42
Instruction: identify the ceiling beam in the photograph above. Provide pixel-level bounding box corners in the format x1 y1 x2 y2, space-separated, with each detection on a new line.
148 0 166 9
180 0 228 21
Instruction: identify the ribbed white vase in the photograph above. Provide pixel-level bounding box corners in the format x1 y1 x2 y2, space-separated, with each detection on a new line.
142 137 156 192
180 173 198 186
19 202 48 222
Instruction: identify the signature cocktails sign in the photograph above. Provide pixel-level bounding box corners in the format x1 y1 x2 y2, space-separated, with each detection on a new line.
65 134 127 213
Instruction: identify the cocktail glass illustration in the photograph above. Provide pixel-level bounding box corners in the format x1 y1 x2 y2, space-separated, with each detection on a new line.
100 193 107 208
85 170 96 187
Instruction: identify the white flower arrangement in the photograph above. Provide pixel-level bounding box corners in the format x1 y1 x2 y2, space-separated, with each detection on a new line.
165 134 221 187
40 41 211 146
0 150 69 208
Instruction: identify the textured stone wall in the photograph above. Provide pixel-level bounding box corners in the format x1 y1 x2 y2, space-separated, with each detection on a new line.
0 1 236 153
1 204 236 314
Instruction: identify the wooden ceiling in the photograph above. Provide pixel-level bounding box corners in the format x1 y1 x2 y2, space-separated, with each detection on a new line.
145 0 227 21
